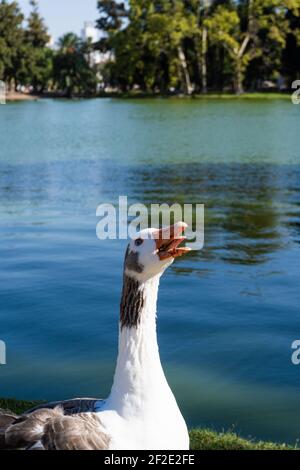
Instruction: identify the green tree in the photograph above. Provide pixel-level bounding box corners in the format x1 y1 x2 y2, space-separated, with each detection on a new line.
53 33 98 98
96 1 129 90
205 0 300 93
250 0 300 85
19 0 52 92
98 0 197 93
181 0 211 93
97 0 127 32
141 0 197 93
199 1 210 93
1 0 296 95
26 0 49 47
282 1 300 84
204 2 254 93
0 0 24 88
96 0 300 94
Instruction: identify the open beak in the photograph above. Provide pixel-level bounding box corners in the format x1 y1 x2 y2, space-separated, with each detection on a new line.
154 222 191 260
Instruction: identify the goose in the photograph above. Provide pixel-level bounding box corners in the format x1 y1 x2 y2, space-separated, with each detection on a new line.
0 222 191 450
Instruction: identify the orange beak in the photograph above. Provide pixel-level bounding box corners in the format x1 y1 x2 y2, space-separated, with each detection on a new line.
154 222 191 260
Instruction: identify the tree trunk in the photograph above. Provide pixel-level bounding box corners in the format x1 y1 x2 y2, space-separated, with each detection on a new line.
232 2 252 95
195 45 202 92
178 46 193 95
234 59 244 94
201 26 208 93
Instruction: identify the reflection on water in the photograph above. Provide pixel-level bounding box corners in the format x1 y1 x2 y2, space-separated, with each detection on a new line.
125 162 289 266
0 99 300 443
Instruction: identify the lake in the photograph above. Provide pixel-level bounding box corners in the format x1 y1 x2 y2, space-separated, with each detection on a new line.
0 98 300 444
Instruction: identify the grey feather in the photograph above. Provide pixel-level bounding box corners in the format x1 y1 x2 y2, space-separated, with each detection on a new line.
2 398 109 450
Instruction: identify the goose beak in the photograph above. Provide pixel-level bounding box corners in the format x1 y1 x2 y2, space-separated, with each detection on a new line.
154 222 191 260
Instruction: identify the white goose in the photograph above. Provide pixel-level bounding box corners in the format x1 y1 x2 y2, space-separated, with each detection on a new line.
0 222 191 450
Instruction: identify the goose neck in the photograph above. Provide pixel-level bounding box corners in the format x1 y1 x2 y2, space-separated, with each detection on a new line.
107 274 168 415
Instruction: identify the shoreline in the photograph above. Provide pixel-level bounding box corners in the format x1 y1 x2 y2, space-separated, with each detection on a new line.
5 92 39 102
101 91 290 100
4 91 290 102
0 398 295 450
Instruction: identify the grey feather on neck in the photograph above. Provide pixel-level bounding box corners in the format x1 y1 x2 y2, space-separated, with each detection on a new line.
120 275 145 329
120 245 145 329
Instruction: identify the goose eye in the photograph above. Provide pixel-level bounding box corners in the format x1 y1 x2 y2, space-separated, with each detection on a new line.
135 238 143 247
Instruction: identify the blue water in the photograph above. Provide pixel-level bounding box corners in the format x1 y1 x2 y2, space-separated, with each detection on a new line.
1 98 300 443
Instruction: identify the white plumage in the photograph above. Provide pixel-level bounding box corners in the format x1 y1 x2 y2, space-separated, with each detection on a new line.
1 222 190 450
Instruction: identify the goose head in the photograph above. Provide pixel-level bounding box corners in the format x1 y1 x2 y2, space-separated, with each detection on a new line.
124 221 191 283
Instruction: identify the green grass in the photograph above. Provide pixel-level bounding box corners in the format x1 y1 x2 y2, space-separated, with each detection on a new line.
192 92 290 100
189 428 296 450
0 398 296 449
8 90 290 101
0 398 42 415
98 91 290 100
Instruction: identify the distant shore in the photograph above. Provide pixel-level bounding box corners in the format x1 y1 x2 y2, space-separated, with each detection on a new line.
0 397 295 450
4 91 290 102
5 91 39 102
100 91 290 100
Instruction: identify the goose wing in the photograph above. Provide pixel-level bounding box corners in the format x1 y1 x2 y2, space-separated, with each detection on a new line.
42 411 109 450
0 410 18 448
25 398 103 415
1 398 109 450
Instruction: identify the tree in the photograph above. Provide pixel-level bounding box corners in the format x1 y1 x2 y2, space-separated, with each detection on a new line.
282 1 300 85
250 0 300 85
95 0 300 94
200 1 209 93
204 2 253 93
98 0 197 94
96 1 132 91
57 32 81 53
181 0 211 93
53 33 98 97
205 0 300 93
26 0 49 47
137 0 196 94
97 0 127 32
0 0 24 88
1 0 299 96
20 0 52 92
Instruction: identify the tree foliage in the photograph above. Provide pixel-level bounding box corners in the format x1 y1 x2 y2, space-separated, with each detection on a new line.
53 33 98 97
97 0 300 93
20 0 52 91
0 1 98 96
0 0 24 86
0 0 299 95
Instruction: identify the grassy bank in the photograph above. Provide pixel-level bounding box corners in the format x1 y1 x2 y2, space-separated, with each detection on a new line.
98 91 290 100
192 92 290 100
189 429 295 450
4 91 290 102
0 398 295 450
0 397 43 414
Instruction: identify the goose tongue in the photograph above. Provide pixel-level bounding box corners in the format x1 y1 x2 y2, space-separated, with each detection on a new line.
154 222 191 260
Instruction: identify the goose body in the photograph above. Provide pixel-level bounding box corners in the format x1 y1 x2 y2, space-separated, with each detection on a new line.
0 223 190 450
